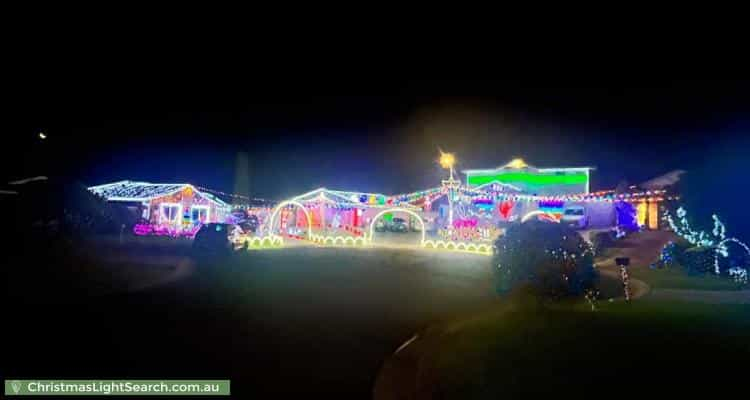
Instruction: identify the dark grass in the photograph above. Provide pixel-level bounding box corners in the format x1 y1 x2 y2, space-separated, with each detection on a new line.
629 265 741 291
426 298 750 399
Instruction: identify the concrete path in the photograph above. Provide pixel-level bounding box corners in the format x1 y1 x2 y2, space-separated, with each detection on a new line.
598 266 651 300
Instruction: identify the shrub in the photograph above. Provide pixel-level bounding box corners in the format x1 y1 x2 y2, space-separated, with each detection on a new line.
667 241 691 265
681 246 715 275
492 221 597 298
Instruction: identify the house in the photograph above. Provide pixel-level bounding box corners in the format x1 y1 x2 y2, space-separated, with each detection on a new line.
88 181 230 234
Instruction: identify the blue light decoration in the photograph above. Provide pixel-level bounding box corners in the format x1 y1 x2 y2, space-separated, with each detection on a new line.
538 199 564 220
661 242 676 265
651 241 677 269
538 199 564 213
472 198 494 211
359 194 368 203
538 199 564 208
615 201 639 232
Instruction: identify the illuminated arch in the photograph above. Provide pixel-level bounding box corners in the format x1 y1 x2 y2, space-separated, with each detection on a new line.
521 210 560 223
268 200 313 240
714 237 750 275
477 244 491 255
368 208 426 245
717 238 750 254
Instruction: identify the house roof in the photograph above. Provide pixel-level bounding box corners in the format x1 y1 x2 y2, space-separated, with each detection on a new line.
293 188 363 205
462 158 595 175
87 181 229 207
291 187 437 209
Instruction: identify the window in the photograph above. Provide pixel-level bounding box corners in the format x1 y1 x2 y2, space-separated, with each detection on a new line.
191 205 210 225
160 203 182 223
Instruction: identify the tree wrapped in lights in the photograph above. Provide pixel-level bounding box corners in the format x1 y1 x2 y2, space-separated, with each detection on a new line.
682 247 716 275
492 221 596 298
664 207 750 275
664 207 722 247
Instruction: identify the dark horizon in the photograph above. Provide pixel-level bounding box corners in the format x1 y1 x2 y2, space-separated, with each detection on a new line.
8 79 750 234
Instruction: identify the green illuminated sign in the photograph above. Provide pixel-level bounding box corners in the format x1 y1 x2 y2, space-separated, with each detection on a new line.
467 172 587 187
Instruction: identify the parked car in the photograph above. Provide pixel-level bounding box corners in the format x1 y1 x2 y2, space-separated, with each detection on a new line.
193 223 234 256
374 217 409 233
561 206 589 229
390 217 409 233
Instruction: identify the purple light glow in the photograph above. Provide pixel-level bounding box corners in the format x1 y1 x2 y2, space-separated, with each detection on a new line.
472 198 493 205
538 200 565 209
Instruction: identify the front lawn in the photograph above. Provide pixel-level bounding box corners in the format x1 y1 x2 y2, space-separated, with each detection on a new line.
629 265 741 291
419 298 750 399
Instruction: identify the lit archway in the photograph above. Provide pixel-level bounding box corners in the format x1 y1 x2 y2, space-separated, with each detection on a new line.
521 210 560 223
368 208 426 245
268 200 313 240
714 237 750 275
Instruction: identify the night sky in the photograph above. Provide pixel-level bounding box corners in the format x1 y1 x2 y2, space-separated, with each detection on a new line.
8 79 750 236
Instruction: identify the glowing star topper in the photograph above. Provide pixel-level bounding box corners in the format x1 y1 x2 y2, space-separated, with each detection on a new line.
505 158 528 169
439 151 455 169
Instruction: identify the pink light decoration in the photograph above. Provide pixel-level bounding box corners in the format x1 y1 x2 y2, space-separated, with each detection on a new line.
453 218 478 229
132 223 201 238
133 223 153 236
